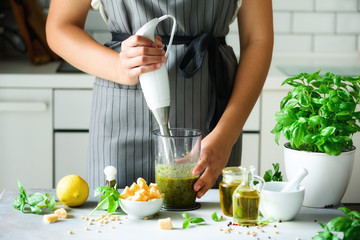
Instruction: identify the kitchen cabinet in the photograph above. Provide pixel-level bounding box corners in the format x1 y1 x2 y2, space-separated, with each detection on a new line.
54 132 89 184
242 99 261 174
54 89 93 130
241 134 260 174
260 90 360 203
54 89 92 186
0 89 53 190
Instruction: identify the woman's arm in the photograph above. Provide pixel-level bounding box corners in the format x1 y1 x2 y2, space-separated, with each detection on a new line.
193 0 274 198
46 0 165 85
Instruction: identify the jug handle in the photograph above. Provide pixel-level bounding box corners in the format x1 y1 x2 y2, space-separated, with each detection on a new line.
158 15 177 58
254 175 265 193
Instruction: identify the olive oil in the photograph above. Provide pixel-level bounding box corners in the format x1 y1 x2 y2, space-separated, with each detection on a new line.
232 166 264 226
233 189 260 225
219 167 242 217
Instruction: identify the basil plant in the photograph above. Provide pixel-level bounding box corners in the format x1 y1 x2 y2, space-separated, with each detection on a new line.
271 70 360 156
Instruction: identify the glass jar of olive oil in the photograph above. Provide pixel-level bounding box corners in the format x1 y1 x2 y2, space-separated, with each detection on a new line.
233 166 264 226
219 167 243 217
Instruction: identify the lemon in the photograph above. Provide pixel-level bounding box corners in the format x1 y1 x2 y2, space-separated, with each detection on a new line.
56 175 89 207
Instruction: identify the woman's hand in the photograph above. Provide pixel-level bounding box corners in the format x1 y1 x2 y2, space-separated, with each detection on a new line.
192 132 233 198
116 35 166 85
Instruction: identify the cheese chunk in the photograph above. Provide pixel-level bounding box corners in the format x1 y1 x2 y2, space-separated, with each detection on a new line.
149 187 163 199
120 186 132 199
129 182 140 193
158 218 173 230
54 208 67 219
43 214 59 224
137 177 149 191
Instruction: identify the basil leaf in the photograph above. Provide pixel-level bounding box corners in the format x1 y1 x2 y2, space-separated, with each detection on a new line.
107 197 117 213
293 124 306 148
29 206 42 214
327 217 352 232
17 179 27 199
48 196 56 210
352 219 360 227
211 211 223 222
320 127 336 137
182 213 189 220
94 186 112 196
27 193 47 206
309 116 321 126
12 197 23 210
182 219 190 229
190 217 205 224
344 227 360 240
98 195 110 210
272 163 279 172
263 170 272 182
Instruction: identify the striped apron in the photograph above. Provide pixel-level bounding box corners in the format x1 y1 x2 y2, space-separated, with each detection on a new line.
88 0 243 190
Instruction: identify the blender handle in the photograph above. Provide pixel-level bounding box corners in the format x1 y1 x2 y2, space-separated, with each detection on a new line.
158 15 176 58
254 175 265 193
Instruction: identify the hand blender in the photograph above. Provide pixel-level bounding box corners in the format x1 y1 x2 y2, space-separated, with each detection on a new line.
135 15 177 162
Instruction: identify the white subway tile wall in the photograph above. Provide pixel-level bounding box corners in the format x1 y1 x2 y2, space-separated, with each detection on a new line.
272 0 314 11
274 34 313 53
293 13 335 33
273 12 291 33
272 0 359 54
314 35 357 53
2 0 360 55
316 0 358 11
337 13 360 33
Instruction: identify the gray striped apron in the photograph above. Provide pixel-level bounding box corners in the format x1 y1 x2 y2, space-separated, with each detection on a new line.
88 0 242 190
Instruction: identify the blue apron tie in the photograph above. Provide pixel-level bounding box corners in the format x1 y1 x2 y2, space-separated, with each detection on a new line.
111 32 233 133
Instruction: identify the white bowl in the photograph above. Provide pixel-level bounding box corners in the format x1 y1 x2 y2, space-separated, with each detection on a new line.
119 198 163 219
260 182 305 221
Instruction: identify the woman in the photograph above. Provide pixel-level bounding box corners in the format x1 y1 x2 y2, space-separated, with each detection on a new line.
46 0 273 198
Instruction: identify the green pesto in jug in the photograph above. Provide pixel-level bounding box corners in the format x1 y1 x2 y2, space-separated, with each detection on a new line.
155 175 198 208
155 163 198 208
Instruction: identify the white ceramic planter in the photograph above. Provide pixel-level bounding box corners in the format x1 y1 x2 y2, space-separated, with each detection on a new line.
283 144 355 208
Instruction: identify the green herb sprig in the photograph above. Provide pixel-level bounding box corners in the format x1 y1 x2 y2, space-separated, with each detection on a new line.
271 70 360 156
13 179 57 214
90 185 120 216
263 163 283 182
312 207 360 240
182 213 205 228
211 211 224 222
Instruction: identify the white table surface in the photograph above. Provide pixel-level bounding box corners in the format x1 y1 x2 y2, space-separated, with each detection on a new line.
0 189 345 240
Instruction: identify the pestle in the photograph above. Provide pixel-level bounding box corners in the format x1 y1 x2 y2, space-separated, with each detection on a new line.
281 168 308 192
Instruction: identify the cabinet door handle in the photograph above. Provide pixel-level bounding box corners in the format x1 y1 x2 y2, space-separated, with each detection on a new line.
0 102 47 112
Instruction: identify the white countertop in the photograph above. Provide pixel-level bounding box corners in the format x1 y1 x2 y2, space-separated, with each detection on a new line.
1 54 359 89
0 189 347 240
0 58 94 89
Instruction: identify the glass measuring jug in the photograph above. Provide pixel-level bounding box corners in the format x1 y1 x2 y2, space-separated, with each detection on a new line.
154 128 201 210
